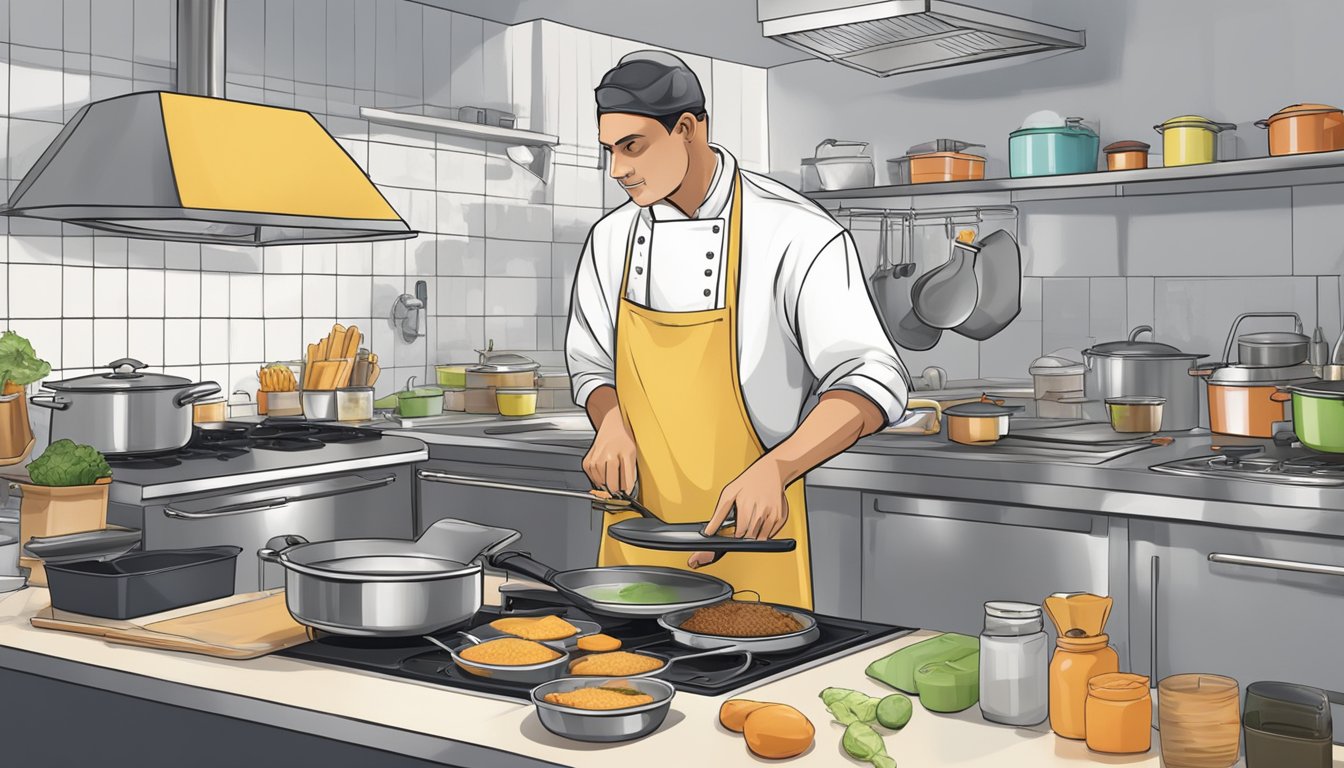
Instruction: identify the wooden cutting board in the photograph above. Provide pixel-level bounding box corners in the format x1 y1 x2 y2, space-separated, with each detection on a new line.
31 589 313 659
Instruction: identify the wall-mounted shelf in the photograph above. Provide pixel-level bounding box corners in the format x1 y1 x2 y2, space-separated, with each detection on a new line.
359 107 559 147
808 150 1344 202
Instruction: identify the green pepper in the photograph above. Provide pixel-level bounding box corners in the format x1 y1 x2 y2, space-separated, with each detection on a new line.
876 694 913 730
842 722 897 768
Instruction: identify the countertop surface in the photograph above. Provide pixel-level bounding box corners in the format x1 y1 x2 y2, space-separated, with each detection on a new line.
2 584 1333 768
381 409 1344 537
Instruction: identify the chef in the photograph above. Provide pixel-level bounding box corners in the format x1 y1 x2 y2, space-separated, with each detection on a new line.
566 51 909 609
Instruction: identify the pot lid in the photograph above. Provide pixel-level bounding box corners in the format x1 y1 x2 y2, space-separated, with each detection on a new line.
1010 116 1097 138
474 345 540 372
1155 115 1236 133
45 358 196 391
1206 363 1316 384
1103 140 1150 153
1084 326 1204 360
944 401 1024 417
1020 110 1065 129
1260 103 1343 125
1239 331 1310 346
906 138 984 155
1029 352 1085 376
1286 378 1344 398
1105 396 1166 405
984 601 1041 619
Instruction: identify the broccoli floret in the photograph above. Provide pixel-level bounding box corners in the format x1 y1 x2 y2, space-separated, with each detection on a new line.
27 439 112 487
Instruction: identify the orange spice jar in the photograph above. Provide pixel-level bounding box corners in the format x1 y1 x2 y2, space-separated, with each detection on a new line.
1044 593 1118 739
1085 672 1152 754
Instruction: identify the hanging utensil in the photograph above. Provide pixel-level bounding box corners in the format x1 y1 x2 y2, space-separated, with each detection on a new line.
953 229 1023 341
910 224 982 329
891 216 943 350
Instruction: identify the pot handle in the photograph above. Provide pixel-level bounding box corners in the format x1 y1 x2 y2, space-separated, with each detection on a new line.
1253 119 1270 129
106 358 147 373
1128 325 1154 342
29 394 70 410
1188 367 1218 378
487 550 559 585
1270 389 1293 403
257 534 310 563
173 381 222 408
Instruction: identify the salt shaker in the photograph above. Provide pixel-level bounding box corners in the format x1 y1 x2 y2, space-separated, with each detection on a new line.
979 601 1050 726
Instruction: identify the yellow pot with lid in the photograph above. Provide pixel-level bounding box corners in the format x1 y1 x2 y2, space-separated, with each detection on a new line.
1154 115 1236 166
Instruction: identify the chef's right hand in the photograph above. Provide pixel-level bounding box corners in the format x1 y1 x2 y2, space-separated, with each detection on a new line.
583 412 638 495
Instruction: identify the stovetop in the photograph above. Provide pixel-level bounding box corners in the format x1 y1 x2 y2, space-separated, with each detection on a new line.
105 421 382 469
1150 446 1344 487
279 592 911 702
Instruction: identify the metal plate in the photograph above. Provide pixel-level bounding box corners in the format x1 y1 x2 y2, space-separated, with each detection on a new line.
448 641 571 684
606 518 796 553
657 603 820 653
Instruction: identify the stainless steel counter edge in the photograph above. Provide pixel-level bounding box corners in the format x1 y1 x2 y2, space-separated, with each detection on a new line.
0 644 565 768
111 446 430 503
391 427 1344 537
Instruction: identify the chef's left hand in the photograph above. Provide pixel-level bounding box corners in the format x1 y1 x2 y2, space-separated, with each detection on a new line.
688 457 789 569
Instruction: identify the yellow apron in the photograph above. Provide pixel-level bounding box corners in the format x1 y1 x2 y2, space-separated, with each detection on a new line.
596 171 813 610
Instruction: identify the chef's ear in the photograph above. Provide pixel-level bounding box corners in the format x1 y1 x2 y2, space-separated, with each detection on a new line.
675 111 706 142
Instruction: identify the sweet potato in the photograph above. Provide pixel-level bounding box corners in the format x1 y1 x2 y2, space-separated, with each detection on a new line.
743 704 815 759
719 699 773 733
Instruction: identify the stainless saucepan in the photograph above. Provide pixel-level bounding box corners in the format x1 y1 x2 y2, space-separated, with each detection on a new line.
658 601 820 653
487 551 732 619
258 518 520 637
531 676 676 743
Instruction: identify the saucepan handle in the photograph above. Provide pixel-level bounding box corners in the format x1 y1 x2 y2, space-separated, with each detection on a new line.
1270 389 1293 403
257 534 309 563
29 394 70 410
487 550 559 584
173 382 222 408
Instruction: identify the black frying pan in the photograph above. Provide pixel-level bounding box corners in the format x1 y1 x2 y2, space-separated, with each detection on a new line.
487 551 732 619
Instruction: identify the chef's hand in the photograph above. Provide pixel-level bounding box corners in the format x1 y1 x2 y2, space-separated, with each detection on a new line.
689 457 789 569
582 409 638 495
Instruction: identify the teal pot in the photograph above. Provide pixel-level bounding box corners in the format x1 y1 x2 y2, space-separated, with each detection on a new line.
1009 118 1100 177
1277 380 1344 452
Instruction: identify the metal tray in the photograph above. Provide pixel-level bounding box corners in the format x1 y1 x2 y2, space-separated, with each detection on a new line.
44 546 242 620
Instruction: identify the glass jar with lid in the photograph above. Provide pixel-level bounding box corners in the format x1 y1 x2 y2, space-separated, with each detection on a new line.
979 601 1049 726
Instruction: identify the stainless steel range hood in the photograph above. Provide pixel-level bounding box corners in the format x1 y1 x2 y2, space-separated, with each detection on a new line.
2 0 414 246
759 0 1084 78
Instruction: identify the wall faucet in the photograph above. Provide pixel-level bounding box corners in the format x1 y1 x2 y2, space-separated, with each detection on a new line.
391 280 428 342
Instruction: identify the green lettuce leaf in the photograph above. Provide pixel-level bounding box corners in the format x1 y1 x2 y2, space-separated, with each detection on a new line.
0 331 51 388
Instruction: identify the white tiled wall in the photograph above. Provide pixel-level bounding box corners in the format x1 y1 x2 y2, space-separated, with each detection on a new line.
0 2 770 404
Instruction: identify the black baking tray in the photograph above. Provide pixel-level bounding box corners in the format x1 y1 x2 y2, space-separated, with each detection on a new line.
44 546 242 620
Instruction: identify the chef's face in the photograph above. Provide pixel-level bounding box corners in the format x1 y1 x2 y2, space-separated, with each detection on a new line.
599 112 695 207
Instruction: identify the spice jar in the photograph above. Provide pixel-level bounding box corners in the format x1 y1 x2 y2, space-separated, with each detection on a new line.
978 601 1049 726
1044 592 1118 739
1085 673 1152 754
1158 674 1241 768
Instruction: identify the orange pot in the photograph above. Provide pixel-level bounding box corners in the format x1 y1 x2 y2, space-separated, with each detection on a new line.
1206 383 1289 437
1104 140 1150 170
1256 103 1344 156
888 152 986 184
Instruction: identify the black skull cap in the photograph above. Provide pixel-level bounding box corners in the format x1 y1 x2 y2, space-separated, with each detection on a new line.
595 50 705 119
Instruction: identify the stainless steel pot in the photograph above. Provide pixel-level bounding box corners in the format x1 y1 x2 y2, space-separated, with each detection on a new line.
31 358 220 455
1082 327 1206 431
1223 312 1308 368
531 677 676 743
258 518 519 637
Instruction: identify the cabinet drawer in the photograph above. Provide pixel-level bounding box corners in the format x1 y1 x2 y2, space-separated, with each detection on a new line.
1130 520 1344 742
863 494 1107 636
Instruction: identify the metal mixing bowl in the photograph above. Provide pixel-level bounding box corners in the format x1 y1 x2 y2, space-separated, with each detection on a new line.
530 677 676 742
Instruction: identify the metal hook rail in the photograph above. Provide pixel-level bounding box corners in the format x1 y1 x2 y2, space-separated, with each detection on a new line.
834 205 1018 224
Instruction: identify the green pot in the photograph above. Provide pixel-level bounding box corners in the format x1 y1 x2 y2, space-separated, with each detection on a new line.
1283 380 1344 452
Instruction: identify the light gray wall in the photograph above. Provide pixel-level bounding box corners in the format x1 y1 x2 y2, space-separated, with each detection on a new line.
767 0 1344 382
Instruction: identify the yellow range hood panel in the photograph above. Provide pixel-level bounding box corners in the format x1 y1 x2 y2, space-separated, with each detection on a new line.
2 91 414 245
160 93 397 221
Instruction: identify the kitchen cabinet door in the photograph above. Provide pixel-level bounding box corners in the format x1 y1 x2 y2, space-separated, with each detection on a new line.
805 487 862 619
1128 520 1344 742
416 460 600 571
862 494 1108 636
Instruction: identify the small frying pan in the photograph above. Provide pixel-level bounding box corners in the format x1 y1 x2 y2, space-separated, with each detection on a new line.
487 551 732 619
605 516 796 553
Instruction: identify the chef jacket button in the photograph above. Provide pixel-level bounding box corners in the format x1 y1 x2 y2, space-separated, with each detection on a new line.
713 225 720 234
637 236 645 244
635 266 643 275
704 269 712 277
703 289 711 297
706 251 714 259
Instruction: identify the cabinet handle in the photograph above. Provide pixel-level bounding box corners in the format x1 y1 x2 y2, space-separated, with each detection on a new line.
418 470 595 500
1208 552 1344 577
163 474 396 519
1150 554 1160 686
164 498 290 519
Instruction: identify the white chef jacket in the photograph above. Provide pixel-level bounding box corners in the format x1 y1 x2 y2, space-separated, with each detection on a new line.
566 145 910 448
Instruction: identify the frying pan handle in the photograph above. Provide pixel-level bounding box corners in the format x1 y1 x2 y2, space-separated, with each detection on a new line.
487 550 559 584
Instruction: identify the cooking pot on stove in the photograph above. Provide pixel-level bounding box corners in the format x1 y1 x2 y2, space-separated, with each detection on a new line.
1082 327 1205 431
1273 380 1344 453
31 358 221 455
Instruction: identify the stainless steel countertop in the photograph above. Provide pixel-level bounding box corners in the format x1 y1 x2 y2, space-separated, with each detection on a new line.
385 411 1344 538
